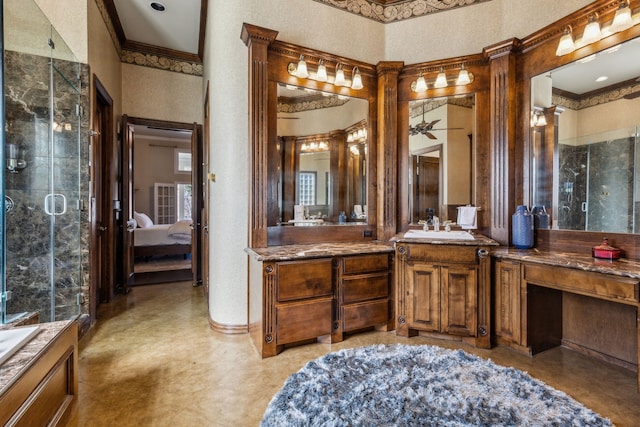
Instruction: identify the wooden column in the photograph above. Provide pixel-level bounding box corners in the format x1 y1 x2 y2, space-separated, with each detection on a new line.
376 61 404 241
241 24 279 248
484 40 519 246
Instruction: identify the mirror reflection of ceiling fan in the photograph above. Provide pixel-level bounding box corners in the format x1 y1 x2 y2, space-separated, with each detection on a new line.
408 106 462 140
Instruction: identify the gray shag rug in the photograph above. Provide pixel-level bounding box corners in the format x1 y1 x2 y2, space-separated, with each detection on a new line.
261 344 612 426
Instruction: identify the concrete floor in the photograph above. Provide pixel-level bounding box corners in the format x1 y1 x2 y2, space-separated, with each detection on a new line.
66 281 640 427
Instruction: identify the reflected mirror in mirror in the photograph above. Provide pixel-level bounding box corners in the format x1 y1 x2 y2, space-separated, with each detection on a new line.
408 94 475 224
530 36 640 233
276 84 369 226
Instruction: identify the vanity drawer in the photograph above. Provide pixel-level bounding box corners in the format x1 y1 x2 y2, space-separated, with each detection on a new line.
277 259 333 302
342 273 389 304
276 298 333 344
343 299 388 332
404 244 478 264
524 264 639 304
343 253 389 275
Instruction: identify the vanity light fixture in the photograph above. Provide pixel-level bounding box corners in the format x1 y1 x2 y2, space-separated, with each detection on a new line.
334 63 346 86
610 0 633 33
295 55 309 78
316 59 328 82
287 58 364 90
582 13 603 45
456 64 471 85
411 66 473 92
434 68 448 89
556 25 576 56
351 67 363 90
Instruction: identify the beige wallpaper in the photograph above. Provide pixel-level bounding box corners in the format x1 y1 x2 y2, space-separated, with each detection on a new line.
34 0 87 63
121 64 203 124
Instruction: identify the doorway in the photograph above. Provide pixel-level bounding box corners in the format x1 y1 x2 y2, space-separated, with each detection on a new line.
118 117 204 287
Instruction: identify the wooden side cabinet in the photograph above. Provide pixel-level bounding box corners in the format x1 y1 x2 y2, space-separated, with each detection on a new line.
250 257 334 357
395 242 492 348
332 253 393 342
248 249 394 357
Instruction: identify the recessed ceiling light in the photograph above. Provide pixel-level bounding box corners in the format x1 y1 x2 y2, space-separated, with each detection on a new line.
150 2 166 12
595 76 608 82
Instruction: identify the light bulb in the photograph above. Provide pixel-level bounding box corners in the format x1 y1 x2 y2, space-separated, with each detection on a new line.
556 26 576 56
334 64 346 86
456 65 471 85
316 60 327 82
581 14 602 45
414 74 427 92
434 69 447 88
351 67 363 90
610 1 633 33
295 55 308 78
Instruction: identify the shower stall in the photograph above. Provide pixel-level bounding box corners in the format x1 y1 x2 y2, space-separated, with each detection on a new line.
556 126 640 234
1 0 89 325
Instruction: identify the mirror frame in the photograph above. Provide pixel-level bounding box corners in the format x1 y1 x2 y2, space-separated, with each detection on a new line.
242 24 379 247
517 0 640 257
397 55 491 235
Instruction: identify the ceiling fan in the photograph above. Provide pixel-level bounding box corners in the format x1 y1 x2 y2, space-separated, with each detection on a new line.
408 106 462 140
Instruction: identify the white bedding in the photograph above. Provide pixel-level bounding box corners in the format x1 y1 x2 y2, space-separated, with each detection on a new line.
134 222 192 247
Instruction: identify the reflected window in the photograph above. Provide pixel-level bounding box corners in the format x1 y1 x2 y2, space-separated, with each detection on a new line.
299 171 317 205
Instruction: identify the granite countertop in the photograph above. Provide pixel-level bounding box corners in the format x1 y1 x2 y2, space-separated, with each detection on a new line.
0 320 75 392
492 247 640 280
246 241 394 261
391 231 500 246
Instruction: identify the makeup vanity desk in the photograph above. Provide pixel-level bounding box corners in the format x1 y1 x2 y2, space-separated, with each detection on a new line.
491 248 640 391
246 242 394 357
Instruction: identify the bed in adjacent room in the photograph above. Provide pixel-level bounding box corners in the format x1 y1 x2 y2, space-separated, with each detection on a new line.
133 212 192 259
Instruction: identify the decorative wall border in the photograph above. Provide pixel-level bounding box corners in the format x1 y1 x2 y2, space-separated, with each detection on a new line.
553 82 640 110
121 50 204 76
313 0 494 23
278 94 350 113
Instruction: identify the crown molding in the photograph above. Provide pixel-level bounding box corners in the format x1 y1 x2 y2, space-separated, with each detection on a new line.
312 0 493 23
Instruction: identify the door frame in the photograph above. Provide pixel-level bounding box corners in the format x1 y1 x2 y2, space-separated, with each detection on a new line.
119 116 204 286
90 75 115 322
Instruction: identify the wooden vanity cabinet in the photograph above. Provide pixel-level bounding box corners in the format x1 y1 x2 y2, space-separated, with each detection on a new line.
493 259 524 347
248 246 394 357
395 242 492 348
332 253 393 342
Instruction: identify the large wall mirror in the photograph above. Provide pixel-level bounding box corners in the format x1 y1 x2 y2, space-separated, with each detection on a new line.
408 94 475 224
276 84 369 226
530 36 640 234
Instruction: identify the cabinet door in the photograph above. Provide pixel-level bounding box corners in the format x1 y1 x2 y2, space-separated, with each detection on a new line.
407 263 440 331
494 260 522 344
441 266 477 337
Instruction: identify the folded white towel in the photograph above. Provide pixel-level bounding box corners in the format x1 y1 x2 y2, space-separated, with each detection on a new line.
457 206 477 230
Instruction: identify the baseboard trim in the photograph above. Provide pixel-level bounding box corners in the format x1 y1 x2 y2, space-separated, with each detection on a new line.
209 318 248 334
561 339 638 373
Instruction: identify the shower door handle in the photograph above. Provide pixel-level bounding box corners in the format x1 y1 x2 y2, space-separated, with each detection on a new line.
581 202 587 212
44 194 67 216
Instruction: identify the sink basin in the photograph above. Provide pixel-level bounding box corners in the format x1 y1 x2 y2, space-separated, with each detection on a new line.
0 326 40 365
403 230 475 240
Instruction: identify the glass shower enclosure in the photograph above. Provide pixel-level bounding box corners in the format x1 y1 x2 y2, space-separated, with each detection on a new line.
1 0 84 324
556 126 640 234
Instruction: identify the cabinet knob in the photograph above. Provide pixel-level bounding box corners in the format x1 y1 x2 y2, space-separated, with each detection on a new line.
477 248 489 258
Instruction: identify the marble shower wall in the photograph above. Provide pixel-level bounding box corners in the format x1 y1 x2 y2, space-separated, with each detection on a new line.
4 49 90 323
558 137 636 234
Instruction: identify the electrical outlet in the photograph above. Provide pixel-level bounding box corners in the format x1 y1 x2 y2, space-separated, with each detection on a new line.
363 230 372 237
